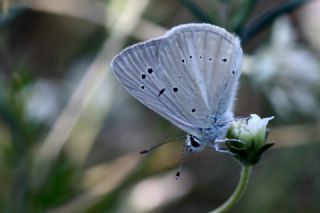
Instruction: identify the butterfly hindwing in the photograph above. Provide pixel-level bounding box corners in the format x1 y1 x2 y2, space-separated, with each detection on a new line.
111 38 198 135
159 24 243 129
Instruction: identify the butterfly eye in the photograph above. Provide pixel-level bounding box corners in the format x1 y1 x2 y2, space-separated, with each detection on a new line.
190 136 200 147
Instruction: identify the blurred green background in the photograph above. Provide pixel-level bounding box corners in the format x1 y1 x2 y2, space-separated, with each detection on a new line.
0 0 320 212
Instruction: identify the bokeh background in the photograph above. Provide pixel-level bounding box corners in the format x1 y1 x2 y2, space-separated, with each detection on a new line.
0 0 320 212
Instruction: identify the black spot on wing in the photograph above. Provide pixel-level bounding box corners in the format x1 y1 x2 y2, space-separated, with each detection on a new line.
147 68 153 74
141 74 146 79
173 87 178 92
157 88 165 96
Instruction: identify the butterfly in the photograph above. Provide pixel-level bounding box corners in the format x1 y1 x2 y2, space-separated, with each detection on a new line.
111 23 243 154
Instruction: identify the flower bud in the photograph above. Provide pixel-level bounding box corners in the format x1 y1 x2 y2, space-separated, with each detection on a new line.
226 114 274 165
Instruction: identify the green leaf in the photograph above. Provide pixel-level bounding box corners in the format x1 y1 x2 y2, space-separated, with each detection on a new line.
180 0 213 23
230 0 258 33
240 0 310 43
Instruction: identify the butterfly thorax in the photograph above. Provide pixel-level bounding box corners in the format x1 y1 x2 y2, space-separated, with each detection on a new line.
185 120 231 152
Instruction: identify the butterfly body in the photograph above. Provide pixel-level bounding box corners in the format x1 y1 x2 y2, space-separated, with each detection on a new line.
111 23 243 153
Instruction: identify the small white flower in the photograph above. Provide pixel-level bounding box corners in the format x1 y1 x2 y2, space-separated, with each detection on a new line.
232 114 273 146
226 114 274 165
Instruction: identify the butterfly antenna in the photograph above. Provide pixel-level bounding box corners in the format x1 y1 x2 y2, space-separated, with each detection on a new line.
176 144 186 180
139 136 186 154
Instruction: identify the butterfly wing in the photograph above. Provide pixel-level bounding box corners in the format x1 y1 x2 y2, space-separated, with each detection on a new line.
158 24 243 131
111 23 243 138
111 38 199 135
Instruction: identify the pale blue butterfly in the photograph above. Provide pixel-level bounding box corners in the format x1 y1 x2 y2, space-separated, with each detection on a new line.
111 23 243 155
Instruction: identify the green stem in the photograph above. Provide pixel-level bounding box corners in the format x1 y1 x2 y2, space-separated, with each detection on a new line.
209 166 252 213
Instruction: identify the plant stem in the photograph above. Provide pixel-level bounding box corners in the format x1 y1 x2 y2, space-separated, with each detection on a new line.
209 166 252 213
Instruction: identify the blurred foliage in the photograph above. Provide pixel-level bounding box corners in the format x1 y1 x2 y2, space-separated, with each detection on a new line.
0 0 319 213
181 0 310 43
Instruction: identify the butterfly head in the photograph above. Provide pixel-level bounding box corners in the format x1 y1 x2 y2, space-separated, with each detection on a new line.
185 117 232 152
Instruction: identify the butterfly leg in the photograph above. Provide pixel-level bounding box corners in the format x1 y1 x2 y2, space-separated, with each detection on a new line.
211 138 244 153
